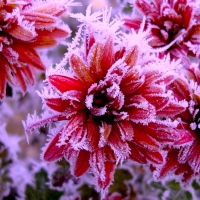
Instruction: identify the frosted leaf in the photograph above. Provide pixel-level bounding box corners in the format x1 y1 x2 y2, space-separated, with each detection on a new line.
70 4 103 24
46 65 69 77
37 88 61 99
23 110 64 144
120 20 152 54
70 5 123 43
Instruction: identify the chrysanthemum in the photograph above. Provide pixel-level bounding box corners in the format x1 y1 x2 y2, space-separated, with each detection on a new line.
0 0 71 99
154 76 200 182
123 0 200 66
24 7 187 196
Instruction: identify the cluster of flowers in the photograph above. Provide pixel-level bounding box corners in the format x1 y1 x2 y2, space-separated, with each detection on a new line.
1 0 200 199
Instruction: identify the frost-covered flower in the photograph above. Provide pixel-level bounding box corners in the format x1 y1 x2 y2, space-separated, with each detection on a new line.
24 7 187 196
123 0 200 66
154 77 200 182
0 0 71 99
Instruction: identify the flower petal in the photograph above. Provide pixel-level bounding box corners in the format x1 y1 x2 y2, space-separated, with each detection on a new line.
43 132 65 162
73 150 90 177
108 124 130 162
70 54 95 88
133 125 160 151
116 121 134 141
101 36 114 75
49 74 84 93
88 42 104 81
45 97 70 112
11 42 45 70
84 119 100 152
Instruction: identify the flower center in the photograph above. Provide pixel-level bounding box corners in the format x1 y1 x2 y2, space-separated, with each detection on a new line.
92 89 108 108
85 81 125 123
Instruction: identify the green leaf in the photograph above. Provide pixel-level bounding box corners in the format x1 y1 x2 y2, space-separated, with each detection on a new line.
25 168 63 200
78 184 100 200
109 168 132 197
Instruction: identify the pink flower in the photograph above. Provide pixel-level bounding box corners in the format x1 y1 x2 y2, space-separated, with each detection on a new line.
24 8 187 196
0 0 70 99
123 0 200 66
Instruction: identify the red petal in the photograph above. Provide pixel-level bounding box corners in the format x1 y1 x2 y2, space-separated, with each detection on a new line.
43 132 65 162
156 101 186 117
49 74 84 93
145 150 163 164
84 119 100 151
159 149 179 178
63 143 77 161
23 12 56 28
184 6 193 28
85 28 95 56
13 67 27 92
121 70 144 95
73 150 90 177
144 93 170 111
137 122 180 144
108 125 130 161
174 0 186 12
117 121 134 141
7 24 35 41
104 145 116 162
174 129 194 146
70 54 95 88
123 18 142 30
45 97 70 112
11 43 45 70
133 126 160 151
21 65 34 86
98 161 115 190
128 142 147 164
36 27 69 38
135 0 153 15
69 126 85 148
29 36 57 48
88 42 104 81
128 97 156 123
101 36 114 75
124 46 138 67
30 3 66 17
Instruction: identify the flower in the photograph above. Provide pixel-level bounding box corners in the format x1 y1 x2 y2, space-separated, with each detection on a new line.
24 7 188 196
153 76 200 182
123 0 200 66
0 0 71 99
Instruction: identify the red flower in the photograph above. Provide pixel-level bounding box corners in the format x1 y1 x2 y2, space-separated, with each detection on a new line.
153 76 200 181
24 8 187 196
123 0 200 66
0 0 70 99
